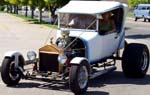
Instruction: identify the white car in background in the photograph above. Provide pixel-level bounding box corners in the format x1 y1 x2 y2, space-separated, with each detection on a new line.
34 8 45 13
133 4 150 22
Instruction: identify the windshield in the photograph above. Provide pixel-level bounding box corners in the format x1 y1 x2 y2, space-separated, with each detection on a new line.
59 13 96 30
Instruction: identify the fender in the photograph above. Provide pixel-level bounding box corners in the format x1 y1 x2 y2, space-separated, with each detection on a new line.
70 57 91 74
70 57 89 65
4 51 23 58
4 51 25 72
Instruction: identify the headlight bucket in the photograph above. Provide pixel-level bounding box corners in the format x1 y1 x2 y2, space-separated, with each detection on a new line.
27 51 37 62
58 54 67 64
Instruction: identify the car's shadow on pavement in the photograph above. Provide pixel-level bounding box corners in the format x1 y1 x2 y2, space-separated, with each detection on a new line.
126 34 150 39
89 71 150 87
125 27 131 31
7 71 150 95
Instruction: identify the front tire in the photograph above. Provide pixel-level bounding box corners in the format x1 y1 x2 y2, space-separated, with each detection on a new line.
122 43 149 78
1 57 24 86
69 60 90 94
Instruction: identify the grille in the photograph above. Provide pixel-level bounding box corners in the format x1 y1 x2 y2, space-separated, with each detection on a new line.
39 52 59 72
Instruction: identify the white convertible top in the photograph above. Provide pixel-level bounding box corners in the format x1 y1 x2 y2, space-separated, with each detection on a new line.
58 1 123 14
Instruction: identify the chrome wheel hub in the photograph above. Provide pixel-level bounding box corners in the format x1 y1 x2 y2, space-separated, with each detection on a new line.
78 66 88 89
9 61 20 81
141 52 148 71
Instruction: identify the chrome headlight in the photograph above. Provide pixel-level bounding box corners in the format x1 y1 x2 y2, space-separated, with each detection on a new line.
58 54 67 64
27 51 37 61
61 29 70 38
58 40 67 49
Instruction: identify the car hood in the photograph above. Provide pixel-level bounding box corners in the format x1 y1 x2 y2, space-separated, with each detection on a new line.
57 30 98 42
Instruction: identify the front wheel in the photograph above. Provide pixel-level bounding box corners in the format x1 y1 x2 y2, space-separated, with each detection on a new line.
69 60 90 94
1 57 24 86
122 43 149 78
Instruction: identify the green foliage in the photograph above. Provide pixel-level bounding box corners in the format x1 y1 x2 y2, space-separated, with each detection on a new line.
9 0 20 5
0 6 5 11
0 0 5 5
129 0 150 7
36 0 45 9
28 0 36 7
44 0 70 8
19 0 28 5
4 0 9 4
57 0 70 7
2 0 70 8
3 0 71 23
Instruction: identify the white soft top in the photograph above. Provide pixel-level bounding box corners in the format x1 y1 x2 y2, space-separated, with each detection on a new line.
58 1 123 14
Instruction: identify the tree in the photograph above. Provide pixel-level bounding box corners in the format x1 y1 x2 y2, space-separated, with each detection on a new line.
9 0 20 14
4 0 12 13
44 0 70 24
19 0 29 17
28 0 37 18
35 0 45 23
129 0 150 8
0 0 5 5
129 0 139 8
0 0 6 11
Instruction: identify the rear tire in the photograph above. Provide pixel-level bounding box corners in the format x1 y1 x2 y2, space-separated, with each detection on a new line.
69 60 90 94
125 40 128 49
148 19 150 22
122 43 149 78
144 18 146 22
135 17 138 21
1 56 24 86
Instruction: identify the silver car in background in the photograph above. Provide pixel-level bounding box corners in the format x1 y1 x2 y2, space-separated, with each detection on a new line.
133 4 150 22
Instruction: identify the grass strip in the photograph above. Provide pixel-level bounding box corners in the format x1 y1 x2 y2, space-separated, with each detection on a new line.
11 13 57 28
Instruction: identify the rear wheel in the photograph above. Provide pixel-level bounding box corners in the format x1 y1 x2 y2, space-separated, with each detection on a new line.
69 60 90 94
135 17 138 21
148 19 150 22
144 18 146 22
122 43 149 78
1 56 24 86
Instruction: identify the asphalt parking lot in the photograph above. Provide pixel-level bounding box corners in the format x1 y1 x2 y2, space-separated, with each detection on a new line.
0 12 150 95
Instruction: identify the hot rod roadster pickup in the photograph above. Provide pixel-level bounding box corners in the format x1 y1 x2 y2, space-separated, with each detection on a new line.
1 1 149 94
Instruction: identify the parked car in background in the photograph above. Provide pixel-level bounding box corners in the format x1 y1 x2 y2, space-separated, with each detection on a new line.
22 6 31 11
34 8 45 13
133 4 150 22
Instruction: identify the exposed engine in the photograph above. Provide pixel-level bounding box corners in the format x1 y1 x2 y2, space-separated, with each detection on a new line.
39 29 85 74
56 37 85 60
